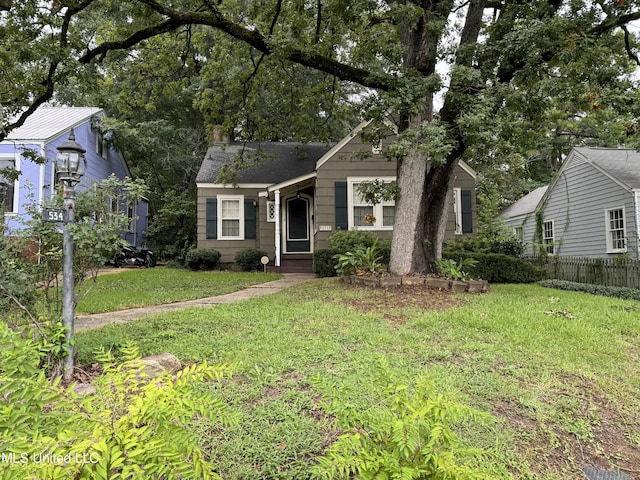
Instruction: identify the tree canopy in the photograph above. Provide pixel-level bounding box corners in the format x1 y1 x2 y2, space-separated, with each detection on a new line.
2 0 640 273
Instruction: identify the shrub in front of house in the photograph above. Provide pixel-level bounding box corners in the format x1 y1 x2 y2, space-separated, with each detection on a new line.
234 248 268 272
444 252 546 283
185 248 221 271
313 248 340 277
328 230 380 252
443 233 525 258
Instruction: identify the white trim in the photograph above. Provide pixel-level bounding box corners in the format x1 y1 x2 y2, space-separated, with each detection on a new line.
605 206 627 253
266 171 317 193
275 190 281 267
457 159 477 178
285 196 310 243
347 176 396 230
315 117 397 170
217 194 244 240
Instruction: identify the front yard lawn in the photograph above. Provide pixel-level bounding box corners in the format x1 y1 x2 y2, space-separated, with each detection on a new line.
76 280 640 479
76 268 280 314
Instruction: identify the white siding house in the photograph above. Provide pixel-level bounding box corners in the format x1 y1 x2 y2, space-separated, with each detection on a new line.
499 147 640 259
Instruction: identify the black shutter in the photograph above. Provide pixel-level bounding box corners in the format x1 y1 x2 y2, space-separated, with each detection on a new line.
206 198 217 239
461 189 473 234
335 181 348 230
244 199 256 239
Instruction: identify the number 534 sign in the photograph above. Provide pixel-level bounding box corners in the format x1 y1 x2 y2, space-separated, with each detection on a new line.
42 208 67 223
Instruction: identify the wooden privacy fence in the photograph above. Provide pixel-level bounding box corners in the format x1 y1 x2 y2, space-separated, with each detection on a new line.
528 256 640 289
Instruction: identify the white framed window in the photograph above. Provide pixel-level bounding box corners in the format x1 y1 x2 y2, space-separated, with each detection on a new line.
347 177 395 230
218 195 244 239
371 140 383 155
266 200 276 222
605 207 626 253
514 226 523 241
542 220 555 254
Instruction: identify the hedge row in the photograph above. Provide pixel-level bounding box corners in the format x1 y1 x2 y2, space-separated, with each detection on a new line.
442 252 547 283
538 279 640 301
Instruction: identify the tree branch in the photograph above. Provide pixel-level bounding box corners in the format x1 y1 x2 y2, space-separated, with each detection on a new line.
78 0 393 91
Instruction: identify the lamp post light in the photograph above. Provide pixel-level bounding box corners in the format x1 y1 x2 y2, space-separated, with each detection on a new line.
55 129 87 382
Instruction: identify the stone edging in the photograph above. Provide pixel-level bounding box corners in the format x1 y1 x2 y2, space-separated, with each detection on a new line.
343 275 489 293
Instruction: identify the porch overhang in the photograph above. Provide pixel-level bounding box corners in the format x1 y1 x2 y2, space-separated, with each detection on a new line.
266 171 317 196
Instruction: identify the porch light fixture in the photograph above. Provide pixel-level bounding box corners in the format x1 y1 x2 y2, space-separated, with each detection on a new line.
56 128 87 382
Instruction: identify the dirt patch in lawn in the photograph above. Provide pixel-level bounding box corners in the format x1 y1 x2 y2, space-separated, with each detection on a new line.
339 283 463 323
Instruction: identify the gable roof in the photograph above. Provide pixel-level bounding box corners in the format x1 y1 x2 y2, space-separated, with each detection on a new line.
570 147 640 190
499 185 548 219
6 107 103 142
196 142 331 185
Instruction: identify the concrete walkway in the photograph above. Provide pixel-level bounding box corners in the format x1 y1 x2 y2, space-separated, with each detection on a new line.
75 273 317 332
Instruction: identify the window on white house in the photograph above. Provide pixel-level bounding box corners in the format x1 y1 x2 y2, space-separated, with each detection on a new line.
542 220 554 254
0 157 16 213
605 207 626 253
514 226 523 241
347 178 395 230
219 196 243 239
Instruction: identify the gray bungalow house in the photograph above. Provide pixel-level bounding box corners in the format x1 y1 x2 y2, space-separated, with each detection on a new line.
499 147 640 258
196 121 477 271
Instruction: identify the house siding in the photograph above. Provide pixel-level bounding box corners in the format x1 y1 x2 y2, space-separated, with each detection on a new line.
539 162 637 258
314 135 397 249
197 185 263 263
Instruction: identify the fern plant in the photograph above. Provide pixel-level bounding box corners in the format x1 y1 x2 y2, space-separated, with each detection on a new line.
311 362 493 480
0 323 237 480
334 239 384 276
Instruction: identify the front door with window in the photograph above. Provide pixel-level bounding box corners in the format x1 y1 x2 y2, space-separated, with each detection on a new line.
285 196 311 252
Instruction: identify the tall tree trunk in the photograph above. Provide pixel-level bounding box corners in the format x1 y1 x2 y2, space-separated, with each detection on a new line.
389 152 429 274
423 160 457 268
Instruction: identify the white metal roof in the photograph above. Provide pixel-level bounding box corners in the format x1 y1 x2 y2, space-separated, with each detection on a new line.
5 106 103 142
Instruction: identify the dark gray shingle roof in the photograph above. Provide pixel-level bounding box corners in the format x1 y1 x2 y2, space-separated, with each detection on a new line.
573 147 640 189
499 185 548 219
196 142 331 184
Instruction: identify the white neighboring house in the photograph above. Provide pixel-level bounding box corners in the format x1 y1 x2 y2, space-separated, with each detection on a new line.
499 147 640 258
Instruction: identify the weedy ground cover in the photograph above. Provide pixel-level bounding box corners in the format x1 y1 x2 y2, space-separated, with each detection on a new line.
76 280 640 479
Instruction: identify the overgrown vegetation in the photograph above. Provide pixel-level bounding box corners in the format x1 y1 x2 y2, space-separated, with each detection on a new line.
0 324 236 480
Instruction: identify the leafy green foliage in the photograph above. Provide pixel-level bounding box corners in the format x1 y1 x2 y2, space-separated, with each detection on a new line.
312 361 493 480
443 234 525 258
436 258 478 281
0 323 237 480
329 230 382 252
539 279 640 301
444 252 547 283
234 248 268 272
334 240 385 276
185 248 221 271
313 248 340 277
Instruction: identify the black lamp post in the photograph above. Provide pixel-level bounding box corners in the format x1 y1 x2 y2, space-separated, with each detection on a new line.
55 129 87 382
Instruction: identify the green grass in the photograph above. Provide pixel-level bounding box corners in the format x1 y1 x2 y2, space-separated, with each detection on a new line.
75 268 280 314
76 281 640 479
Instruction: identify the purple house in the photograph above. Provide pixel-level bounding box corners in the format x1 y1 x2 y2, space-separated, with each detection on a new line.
0 106 148 246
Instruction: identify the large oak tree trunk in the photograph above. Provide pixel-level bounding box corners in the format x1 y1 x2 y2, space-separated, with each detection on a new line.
389 152 428 275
